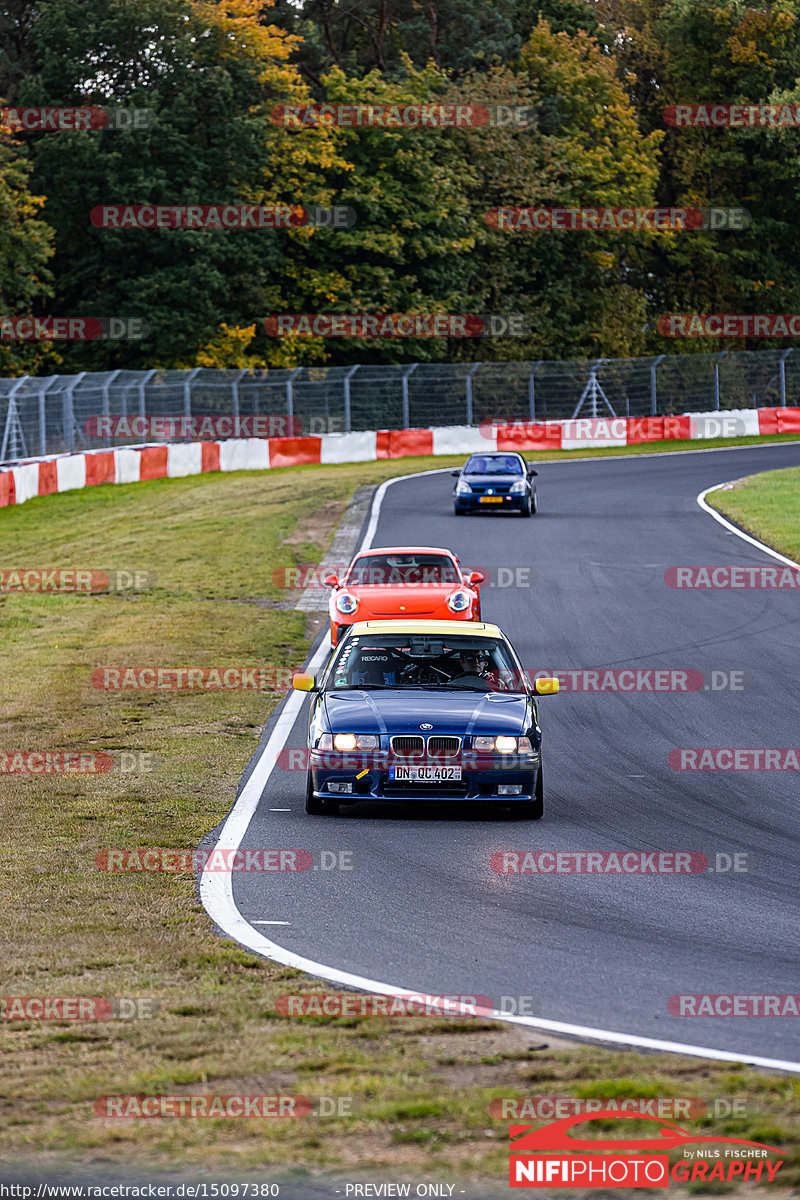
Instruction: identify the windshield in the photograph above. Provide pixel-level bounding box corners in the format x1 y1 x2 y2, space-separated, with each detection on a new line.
326 633 525 692
345 553 460 586
463 455 524 476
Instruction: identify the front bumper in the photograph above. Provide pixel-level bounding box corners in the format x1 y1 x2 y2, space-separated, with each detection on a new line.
454 492 527 512
332 608 477 644
309 750 539 803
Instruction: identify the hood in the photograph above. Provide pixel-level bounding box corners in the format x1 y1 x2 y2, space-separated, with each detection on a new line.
351 584 461 616
462 471 524 488
323 689 529 736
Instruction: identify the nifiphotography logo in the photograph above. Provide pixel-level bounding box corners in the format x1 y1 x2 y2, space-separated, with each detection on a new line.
508 1111 784 1188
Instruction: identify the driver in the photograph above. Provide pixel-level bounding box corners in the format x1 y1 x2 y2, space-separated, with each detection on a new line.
453 649 489 678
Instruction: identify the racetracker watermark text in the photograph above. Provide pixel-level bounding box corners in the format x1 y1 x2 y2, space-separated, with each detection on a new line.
271 103 536 128
486 207 749 231
94 1095 350 1117
277 992 537 1017
264 314 528 337
1 997 157 1019
0 317 146 340
1 568 154 592
1 106 154 131
491 851 751 874
95 848 357 871
665 566 800 588
669 994 800 1016
90 205 355 229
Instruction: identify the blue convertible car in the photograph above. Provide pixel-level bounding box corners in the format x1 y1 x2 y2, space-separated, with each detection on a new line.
292 619 558 818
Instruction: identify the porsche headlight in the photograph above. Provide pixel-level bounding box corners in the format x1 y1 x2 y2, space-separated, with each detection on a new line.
455 480 472 495
447 590 471 612
333 733 378 751
509 480 527 494
335 592 358 615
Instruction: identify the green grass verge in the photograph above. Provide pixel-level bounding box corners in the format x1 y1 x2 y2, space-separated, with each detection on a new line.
709 465 800 564
1 452 798 1187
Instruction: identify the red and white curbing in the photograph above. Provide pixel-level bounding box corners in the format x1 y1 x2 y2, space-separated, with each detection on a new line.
1 407 799 510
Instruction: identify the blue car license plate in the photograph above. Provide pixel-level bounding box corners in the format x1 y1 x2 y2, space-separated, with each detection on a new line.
389 765 462 781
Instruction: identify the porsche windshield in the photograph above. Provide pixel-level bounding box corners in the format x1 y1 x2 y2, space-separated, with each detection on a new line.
345 553 459 586
326 633 525 691
463 455 523 476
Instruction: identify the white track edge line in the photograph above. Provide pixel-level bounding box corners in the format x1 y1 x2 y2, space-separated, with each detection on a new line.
698 482 800 570
199 464 800 1075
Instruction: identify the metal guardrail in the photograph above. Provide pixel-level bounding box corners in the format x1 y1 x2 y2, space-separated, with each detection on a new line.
1 350 798 463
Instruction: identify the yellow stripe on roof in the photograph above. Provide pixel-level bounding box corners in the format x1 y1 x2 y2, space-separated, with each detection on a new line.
348 619 503 637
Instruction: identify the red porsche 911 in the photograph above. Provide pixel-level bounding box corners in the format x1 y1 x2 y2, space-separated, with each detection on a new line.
324 547 484 646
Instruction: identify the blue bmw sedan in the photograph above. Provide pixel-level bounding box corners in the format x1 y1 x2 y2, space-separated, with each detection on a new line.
292 619 558 818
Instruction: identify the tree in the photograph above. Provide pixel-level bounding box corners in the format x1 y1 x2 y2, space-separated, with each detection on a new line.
19 0 349 369
0 122 55 375
450 21 664 359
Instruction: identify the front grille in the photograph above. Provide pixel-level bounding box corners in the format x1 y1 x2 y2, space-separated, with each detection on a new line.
390 735 424 757
381 780 469 798
427 736 461 757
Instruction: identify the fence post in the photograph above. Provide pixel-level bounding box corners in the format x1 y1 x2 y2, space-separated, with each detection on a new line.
343 364 359 434
401 363 419 429
231 367 246 432
101 369 122 447
1 375 30 461
466 362 481 425
137 368 156 425
286 367 302 428
713 351 727 411
528 362 542 422
779 348 793 407
650 355 665 416
183 366 201 428
38 376 56 456
64 372 86 453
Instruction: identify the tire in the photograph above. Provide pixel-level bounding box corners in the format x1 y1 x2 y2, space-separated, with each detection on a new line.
305 774 338 815
520 496 532 518
454 506 466 516
510 764 543 819
531 487 538 515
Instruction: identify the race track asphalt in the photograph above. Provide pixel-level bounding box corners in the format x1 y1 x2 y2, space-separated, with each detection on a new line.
224 442 800 1064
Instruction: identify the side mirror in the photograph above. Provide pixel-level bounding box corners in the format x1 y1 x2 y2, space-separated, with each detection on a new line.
534 677 559 695
467 570 485 586
527 467 539 476
450 470 460 477
292 673 317 692
322 573 339 587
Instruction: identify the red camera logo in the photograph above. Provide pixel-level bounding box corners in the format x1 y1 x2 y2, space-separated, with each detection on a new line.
509 1112 784 1188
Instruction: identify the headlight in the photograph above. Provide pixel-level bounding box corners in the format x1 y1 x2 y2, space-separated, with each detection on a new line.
317 733 333 750
473 735 528 753
509 480 526 494
333 733 378 751
455 480 472 495
335 592 358 614
447 590 471 612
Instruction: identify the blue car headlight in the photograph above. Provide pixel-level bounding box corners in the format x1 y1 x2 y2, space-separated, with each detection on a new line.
455 480 472 495
332 733 379 751
509 480 527 495
473 735 534 753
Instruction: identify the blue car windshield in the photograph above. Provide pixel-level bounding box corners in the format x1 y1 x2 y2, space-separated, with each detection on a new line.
326 633 525 692
464 455 523 476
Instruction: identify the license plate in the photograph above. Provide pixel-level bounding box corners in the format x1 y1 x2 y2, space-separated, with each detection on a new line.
479 496 504 503
389 765 462 781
